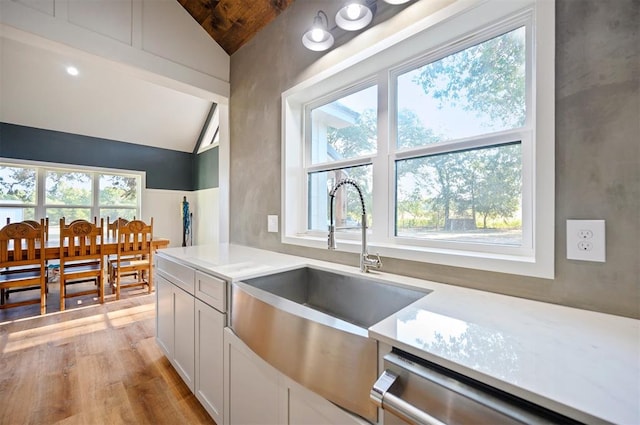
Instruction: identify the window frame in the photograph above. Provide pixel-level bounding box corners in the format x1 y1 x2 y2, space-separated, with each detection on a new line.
1 158 143 226
304 79 378 238
282 0 554 278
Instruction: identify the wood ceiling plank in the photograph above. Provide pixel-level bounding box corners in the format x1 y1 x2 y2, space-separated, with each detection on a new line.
179 0 294 55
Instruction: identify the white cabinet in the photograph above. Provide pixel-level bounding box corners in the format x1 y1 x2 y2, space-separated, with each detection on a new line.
158 255 369 425
195 298 225 424
224 328 367 425
156 255 226 423
225 328 286 425
155 272 195 391
155 274 174 358
288 381 369 425
173 283 195 389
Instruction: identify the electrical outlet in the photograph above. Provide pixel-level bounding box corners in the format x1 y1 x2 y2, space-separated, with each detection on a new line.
267 215 278 233
577 229 593 239
567 220 605 262
577 240 593 251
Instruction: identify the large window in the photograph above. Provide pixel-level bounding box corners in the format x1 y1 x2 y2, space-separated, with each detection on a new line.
0 161 142 231
283 0 555 278
393 26 526 246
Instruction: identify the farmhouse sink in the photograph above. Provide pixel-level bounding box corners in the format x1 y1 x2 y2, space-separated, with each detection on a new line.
230 267 430 422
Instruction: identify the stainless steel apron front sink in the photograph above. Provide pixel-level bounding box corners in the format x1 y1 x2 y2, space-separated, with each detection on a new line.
230 267 430 422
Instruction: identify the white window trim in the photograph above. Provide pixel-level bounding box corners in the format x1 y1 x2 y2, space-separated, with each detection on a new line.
1 157 144 222
282 0 554 278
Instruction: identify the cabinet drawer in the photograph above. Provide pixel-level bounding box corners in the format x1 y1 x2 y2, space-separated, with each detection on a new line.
195 271 226 312
156 256 195 295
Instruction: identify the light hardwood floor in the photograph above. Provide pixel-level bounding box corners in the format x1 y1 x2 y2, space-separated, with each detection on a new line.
0 292 216 425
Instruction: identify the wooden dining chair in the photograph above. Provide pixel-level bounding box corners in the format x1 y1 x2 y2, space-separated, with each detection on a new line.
23 218 49 241
112 218 153 300
4 218 48 240
1 218 50 303
0 220 47 314
106 217 130 285
106 217 130 239
58 218 105 311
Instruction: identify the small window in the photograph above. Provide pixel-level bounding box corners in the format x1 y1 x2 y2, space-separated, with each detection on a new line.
45 170 92 223
309 84 377 165
306 84 377 235
395 143 522 245
307 165 373 232
396 27 526 149
197 104 220 154
99 174 138 221
0 165 37 221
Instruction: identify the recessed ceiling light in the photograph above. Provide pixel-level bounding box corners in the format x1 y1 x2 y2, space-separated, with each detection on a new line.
66 66 79 76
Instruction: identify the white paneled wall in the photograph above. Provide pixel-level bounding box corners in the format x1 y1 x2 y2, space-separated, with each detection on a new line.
0 0 230 98
143 188 219 248
143 189 188 248
193 188 219 246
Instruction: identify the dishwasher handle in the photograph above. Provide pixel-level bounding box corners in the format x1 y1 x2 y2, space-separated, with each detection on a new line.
371 369 447 425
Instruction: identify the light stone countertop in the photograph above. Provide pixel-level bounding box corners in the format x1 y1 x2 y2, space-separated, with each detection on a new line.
157 243 640 425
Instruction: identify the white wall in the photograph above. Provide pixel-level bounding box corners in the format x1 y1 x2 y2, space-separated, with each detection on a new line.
143 189 192 248
193 188 220 246
143 188 220 248
0 0 229 99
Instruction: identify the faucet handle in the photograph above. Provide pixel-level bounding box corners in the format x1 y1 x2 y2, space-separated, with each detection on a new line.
363 252 382 271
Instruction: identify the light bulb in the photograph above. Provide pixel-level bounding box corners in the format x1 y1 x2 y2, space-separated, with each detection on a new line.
311 28 325 42
346 4 361 19
335 3 372 31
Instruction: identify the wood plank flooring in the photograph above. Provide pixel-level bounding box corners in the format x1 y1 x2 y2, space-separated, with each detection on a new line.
0 293 216 425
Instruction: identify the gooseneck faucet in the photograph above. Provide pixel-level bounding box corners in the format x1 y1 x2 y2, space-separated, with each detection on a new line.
328 178 382 273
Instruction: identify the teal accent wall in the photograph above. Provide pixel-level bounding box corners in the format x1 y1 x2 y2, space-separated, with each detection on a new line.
195 146 219 190
0 123 219 191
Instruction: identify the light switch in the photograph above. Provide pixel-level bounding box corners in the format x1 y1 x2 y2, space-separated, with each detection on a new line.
267 215 278 233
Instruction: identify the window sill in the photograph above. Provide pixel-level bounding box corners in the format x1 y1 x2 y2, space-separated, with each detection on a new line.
282 234 553 279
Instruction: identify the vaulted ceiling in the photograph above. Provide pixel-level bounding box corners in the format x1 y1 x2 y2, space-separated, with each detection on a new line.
1 0 293 155
178 0 295 55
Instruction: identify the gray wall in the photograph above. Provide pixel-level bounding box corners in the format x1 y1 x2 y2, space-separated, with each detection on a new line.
229 0 639 318
1 123 219 191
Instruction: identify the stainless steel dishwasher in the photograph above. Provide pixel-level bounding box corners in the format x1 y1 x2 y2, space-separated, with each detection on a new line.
371 349 584 425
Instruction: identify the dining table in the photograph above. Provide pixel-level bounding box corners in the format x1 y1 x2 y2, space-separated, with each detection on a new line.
41 237 170 261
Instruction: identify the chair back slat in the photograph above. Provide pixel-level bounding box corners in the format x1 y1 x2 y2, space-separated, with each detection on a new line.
4 217 49 241
22 219 49 241
0 220 46 268
59 218 104 261
117 219 153 256
107 217 129 240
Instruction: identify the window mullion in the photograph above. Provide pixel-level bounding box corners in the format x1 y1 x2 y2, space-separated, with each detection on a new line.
92 172 100 222
371 70 390 244
36 169 46 219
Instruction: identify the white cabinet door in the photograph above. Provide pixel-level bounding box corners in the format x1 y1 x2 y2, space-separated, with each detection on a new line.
225 329 285 425
288 376 370 425
156 274 174 358
195 299 225 424
173 285 195 391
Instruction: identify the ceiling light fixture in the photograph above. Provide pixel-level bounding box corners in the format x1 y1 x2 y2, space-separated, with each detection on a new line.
302 11 334 52
303 1 413 52
335 1 373 31
66 66 79 76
